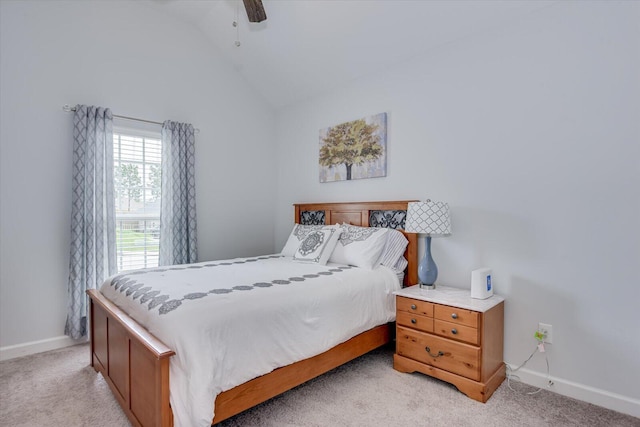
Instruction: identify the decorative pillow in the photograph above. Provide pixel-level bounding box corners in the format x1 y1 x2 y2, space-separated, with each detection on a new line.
293 225 341 265
329 224 389 269
377 228 409 271
281 224 328 256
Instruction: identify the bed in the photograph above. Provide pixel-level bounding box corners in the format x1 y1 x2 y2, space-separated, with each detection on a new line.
87 200 418 426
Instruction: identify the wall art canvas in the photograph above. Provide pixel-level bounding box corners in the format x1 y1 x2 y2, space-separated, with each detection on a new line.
319 112 387 183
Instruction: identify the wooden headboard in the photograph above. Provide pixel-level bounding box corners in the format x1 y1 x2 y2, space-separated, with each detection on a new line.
293 200 418 287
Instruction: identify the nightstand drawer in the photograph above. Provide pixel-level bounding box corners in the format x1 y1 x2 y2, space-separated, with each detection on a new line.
397 311 433 333
397 296 433 317
434 305 479 328
396 326 480 381
434 319 479 345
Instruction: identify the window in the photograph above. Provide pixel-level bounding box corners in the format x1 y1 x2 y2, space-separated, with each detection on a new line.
113 129 161 272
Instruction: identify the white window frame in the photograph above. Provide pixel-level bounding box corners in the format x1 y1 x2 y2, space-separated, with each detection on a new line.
113 124 162 272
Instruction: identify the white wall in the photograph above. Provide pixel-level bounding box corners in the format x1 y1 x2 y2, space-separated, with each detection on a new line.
275 1 639 415
0 1 276 350
1 0 638 415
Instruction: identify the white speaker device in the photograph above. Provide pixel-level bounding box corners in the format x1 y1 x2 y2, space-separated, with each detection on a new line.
471 268 493 299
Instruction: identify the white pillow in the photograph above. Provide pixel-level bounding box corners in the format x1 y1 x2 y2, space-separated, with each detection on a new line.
281 224 328 256
293 225 341 265
329 224 389 269
378 228 409 271
393 256 409 273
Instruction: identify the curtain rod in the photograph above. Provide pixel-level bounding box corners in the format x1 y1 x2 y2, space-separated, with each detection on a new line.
62 104 200 133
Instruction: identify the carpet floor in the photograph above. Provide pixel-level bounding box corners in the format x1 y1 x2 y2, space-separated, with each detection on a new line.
0 343 637 427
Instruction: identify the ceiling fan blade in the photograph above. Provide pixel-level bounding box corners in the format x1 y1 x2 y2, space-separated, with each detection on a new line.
242 0 267 23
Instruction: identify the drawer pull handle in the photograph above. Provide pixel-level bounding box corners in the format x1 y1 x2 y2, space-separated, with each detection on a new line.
451 328 458 335
451 313 458 319
425 346 444 358
411 304 417 310
411 318 417 324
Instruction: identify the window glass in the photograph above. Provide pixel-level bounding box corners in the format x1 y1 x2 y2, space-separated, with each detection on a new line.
113 130 161 272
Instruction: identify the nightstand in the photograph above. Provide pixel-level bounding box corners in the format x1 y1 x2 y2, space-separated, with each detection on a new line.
393 285 505 403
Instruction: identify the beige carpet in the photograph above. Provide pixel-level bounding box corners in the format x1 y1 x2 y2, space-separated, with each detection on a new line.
0 343 637 427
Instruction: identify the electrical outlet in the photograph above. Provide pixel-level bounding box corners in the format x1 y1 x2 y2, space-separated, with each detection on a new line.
538 323 553 344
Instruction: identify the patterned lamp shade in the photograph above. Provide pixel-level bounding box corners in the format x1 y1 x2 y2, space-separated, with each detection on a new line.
404 200 451 235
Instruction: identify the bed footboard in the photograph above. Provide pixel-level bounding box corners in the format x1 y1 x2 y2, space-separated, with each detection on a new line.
88 289 175 427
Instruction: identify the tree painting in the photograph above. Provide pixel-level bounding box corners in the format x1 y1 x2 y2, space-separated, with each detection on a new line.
319 112 387 182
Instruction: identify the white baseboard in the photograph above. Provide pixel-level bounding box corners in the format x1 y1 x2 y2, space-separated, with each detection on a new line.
507 364 640 419
0 335 85 361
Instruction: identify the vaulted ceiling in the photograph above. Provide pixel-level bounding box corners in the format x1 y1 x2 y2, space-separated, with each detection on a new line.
150 0 557 108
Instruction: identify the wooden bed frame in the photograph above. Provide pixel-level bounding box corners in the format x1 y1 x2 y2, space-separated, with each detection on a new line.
87 200 418 426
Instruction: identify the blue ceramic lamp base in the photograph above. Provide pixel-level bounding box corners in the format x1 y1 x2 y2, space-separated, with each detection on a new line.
418 236 438 290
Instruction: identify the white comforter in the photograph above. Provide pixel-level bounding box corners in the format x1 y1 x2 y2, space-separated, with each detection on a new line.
99 255 400 427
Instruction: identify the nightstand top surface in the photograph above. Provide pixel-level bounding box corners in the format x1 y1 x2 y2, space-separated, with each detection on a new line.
394 285 504 312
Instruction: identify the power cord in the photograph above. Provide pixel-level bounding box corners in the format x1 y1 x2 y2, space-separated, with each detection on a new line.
506 332 553 395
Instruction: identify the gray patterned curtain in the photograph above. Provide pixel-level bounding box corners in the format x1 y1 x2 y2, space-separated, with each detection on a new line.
159 120 197 265
65 105 116 339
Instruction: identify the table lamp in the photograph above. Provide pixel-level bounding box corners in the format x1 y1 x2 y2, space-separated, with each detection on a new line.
404 200 451 289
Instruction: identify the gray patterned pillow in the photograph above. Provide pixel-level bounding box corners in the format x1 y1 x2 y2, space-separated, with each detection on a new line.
292 226 341 265
281 224 328 256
